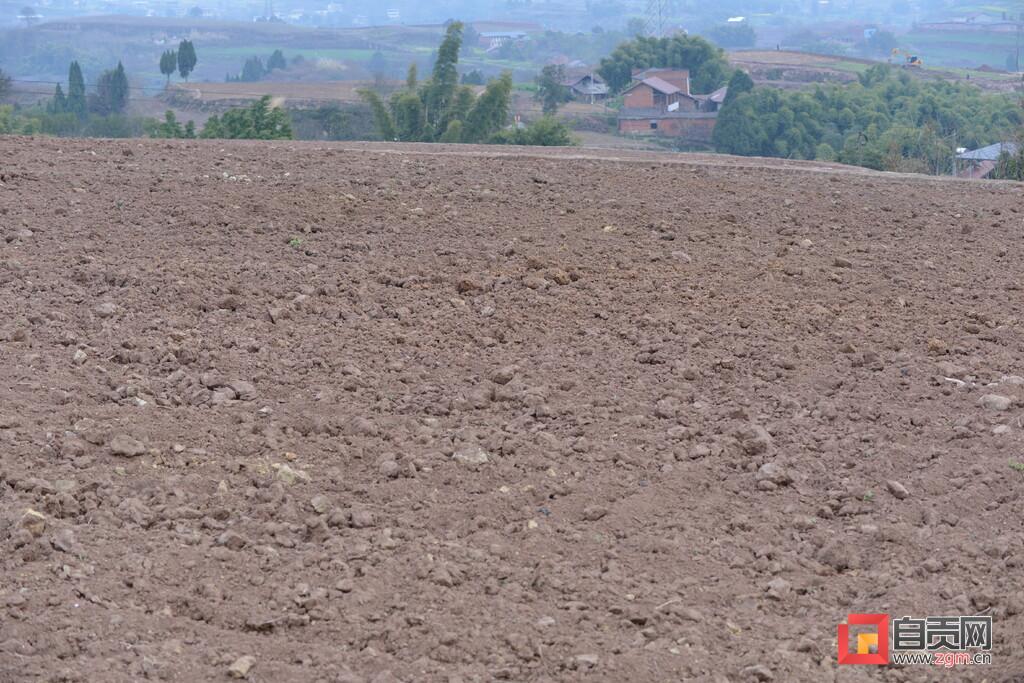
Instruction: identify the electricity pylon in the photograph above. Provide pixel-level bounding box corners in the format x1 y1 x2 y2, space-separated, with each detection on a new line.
645 0 670 37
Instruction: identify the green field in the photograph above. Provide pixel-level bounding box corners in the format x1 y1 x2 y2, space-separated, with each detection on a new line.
904 29 1023 68
205 46 384 62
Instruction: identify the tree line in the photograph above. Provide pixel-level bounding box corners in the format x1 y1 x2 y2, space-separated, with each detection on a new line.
711 64 1023 175
152 97 292 140
227 49 287 83
0 52 292 141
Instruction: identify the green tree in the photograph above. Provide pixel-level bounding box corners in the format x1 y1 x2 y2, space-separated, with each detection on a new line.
864 30 898 56
92 61 129 115
492 116 576 146
160 50 178 84
406 63 418 90
40 111 79 136
267 49 287 72
711 90 766 156
815 142 837 161
67 61 86 118
358 88 397 140
461 69 485 85
151 110 196 138
153 110 184 137
240 57 266 82
712 72 1022 173
82 114 147 138
48 83 67 113
462 72 513 143
0 105 25 133
722 69 753 107
450 86 475 122
535 64 571 115
993 146 1023 179
422 21 463 135
358 22 516 145
439 119 463 142
0 68 10 100
598 34 730 93
857 64 891 88
392 91 426 141
200 95 292 139
177 40 198 81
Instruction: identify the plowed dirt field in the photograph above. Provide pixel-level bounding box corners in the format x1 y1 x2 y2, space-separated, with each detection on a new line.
1 137 1022 682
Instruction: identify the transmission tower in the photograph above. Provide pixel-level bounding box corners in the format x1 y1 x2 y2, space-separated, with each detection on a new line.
645 0 670 37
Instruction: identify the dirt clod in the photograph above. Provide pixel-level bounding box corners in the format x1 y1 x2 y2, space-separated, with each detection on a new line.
228 655 255 679
108 434 146 457
19 509 46 538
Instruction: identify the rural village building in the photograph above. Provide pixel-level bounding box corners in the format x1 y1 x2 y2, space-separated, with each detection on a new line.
479 31 528 51
956 142 1019 179
617 68 726 144
560 71 610 103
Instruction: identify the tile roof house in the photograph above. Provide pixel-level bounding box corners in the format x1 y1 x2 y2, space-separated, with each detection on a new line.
956 142 1019 179
560 71 610 103
617 68 728 144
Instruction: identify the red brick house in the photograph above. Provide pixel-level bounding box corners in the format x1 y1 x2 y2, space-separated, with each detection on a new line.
621 76 701 112
617 68 727 145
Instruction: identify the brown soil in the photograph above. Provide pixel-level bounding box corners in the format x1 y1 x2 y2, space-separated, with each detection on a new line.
1 137 1023 682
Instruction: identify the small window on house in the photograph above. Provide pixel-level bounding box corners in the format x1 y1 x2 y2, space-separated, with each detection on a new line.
650 120 658 130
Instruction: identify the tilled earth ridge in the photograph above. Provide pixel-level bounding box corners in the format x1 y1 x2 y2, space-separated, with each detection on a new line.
0 137 1023 683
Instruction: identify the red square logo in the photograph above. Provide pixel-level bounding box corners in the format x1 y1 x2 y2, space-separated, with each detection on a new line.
838 613 890 665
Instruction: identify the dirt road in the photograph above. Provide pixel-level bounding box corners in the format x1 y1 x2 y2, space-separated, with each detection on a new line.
1 138 1022 681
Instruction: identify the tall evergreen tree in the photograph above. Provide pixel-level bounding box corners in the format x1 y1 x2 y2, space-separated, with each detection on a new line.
111 61 129 112
93 62 129 115
160 50 178 84
177 40 198 81
49 83 67 113
67 61 86 118
240 57 265 82
422 21 462 134
267 49 287 72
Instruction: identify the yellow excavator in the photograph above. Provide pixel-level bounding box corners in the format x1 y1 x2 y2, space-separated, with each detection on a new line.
891 48 924 67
